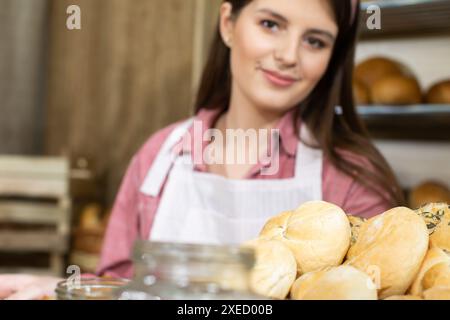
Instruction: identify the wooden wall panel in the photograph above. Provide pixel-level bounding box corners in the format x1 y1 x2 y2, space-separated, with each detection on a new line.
45 0 196 203
0 0 48 155
191 0 222 94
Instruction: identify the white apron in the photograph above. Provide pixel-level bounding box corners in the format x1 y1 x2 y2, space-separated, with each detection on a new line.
140 119 323 245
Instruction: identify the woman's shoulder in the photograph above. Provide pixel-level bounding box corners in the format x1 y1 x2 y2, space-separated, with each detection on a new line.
323 148 374 180
323 148 391 218
132 119 190 179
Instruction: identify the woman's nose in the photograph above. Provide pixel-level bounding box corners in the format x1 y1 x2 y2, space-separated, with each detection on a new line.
274 37 300 68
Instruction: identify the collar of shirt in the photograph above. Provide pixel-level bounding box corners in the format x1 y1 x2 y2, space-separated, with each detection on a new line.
171 108 301 176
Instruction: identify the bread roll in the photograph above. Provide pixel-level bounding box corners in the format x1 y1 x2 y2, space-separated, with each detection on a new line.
423 287 450 300
290 265 377 300
409 182 450 209
409 246 450 296
384 295 423 300
353 80 370 105
355 57 409 88
346 207 429 299
415 203 450 251
243 239 297 299
259 201 351 275
348 215 367 246
426 80 450 104
422 262 450 291
79 203 103 230
371 75 422 105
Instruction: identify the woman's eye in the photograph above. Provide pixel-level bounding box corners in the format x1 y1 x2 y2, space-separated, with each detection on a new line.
260 20 280 32
305 37 326 49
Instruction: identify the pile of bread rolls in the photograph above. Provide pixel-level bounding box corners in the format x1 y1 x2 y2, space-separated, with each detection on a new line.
243 201 450 300
354 56 450 106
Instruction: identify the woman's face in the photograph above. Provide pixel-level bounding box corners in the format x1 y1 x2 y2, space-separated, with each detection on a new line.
220 0 338 115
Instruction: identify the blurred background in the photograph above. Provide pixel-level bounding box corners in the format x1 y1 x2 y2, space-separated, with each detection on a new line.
0 0 449 276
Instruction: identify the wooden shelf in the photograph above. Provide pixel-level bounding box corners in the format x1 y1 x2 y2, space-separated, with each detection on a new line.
359 0 450 38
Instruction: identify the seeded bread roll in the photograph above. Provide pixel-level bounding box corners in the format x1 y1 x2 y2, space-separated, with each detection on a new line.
415 203 450 252
348 215 367 247
290 265 377 300
409 182 450 209
409 246 450 296
423 287 450 300
346 207 429 299
243 239 297 300
259 201 351 275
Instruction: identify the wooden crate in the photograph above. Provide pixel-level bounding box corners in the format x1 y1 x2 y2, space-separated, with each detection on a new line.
0 156 71 276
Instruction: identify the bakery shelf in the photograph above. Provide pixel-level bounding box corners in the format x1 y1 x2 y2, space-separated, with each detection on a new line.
357 104 450 141
357 104 450 116
359 0 450 38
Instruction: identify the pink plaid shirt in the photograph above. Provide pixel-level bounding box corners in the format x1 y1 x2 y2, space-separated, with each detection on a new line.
96 108 391 278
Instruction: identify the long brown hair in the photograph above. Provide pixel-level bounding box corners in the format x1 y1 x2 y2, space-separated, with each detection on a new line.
194 0 405 207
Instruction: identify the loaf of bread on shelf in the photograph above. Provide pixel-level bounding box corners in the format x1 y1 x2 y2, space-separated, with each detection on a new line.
355 57 410 88
345 207 429 299
290 265 377 300
242 238 297 300
259 201 351 275
353 79 371 105
371 75 422 105
409 181 450 209
426 79 450 104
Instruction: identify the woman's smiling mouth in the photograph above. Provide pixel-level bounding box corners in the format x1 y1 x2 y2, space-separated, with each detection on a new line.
261 69 300 88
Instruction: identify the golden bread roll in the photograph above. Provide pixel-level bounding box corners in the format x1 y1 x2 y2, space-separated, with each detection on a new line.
346 207 429 299
422 262 450 291
426 80 450 104
353 80 371 105
243 239 297 299
371 75 422 105
409 246 450 296
348 215 367 246
415 203 450 252
409 247 450 296
409 182 450 209
290 265 377 300
79 203 103 230
423 287 450 300
355 57 408 88
259 201 351 275
384 295 423 300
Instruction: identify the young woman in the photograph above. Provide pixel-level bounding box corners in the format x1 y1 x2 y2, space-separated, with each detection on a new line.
0 0 404 299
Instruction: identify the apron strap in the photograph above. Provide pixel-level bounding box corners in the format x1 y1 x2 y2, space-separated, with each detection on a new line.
295 124 323 179
140 118 194 197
